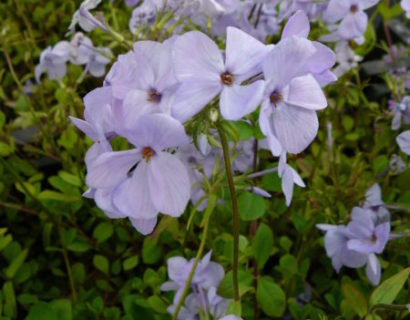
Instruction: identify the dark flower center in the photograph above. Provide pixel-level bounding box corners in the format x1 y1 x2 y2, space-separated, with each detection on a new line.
370 233 377 243
270 90 283 108
350 5 358 13
147 89 162 103
220 72 234 86
142 147 155 163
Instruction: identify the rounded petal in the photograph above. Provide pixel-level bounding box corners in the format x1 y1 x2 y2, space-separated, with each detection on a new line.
323 0 350 23
282 10 310 39
263 36 316 88
397 130 410 155
310 42 337 73
83 86 113 126
259 102 283 156
285 74 327 110
173 31 224 82
148 152 190 217
86 149 139 188
70 116 98 141
113 161 158 219
95 187 127 219
171 80 222 122
220 81 264 120
225 27 268 79
281 166 295 206
271 103 319 154
127 114 189 151
129 217 158 235
167 256 188 282
366 253 381 285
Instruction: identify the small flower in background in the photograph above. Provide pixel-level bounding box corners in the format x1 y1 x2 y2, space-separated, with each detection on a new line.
389 154 406 175
278 153 305 206
162 251 232 319
322 0 380 44
317 184 392 285
333 41 363 77
401 0 410 18
391 96 410 130
35 42 71 82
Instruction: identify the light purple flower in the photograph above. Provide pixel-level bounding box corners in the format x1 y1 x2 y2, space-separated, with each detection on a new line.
172 27 268 121
35 42 71 82
259 36 327 156
363 183 390 224
323 0 380 44
113 40 179 132
392 96 410 130
346 207 390 255
161 251 225 303
86 113 190 221
129 0 164 33
333 41 362 77
316 224 368 273
397 130 410 155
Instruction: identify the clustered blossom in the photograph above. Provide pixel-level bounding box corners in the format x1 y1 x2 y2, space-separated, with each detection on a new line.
70 9 335 235
391 96 410 130
35 32 111 82
317 184 391 285
161 251 237 319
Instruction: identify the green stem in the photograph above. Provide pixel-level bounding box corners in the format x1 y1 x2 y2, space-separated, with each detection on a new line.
172 194 217 320
369 303 409 313
217 125 240 302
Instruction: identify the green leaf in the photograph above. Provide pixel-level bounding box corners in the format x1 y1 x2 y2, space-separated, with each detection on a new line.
218 270 253 298
93 222 114 243
5 248 28 279
26 300 72 320
93 255 109 275
123 256 139 271
38 190 80 202
370 267 410 306
257 276 286 317
233 121 254 141
142 239 161 265
67 241 91 252
3 281 16 318
226 300 242 317
252 223 273 269
341 283 368 317
147 296 168 314
238 192 266 221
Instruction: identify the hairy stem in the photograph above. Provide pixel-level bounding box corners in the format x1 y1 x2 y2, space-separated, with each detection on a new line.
217 126 240 301
172 194 217 320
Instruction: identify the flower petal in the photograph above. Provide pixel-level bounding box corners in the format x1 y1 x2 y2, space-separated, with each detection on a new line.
220 81 264 120
397 130 410 155
112 161 158 219
282 10 310 39
338 12 368 40
126 114 189 151
285 74 327 110
86 149 139 188
171 80 222 122
225 27 268 79
173 31 224 82
148 152 190 217
129 217 158 235
366 253 381 285
271 103 319 154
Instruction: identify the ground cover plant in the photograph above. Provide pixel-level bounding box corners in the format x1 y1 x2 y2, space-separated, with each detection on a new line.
0 0 409 319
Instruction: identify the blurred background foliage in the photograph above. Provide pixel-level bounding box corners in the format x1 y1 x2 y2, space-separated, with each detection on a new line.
0 0 409 319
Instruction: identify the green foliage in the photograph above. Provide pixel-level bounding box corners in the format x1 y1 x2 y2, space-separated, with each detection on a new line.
0 0 409 319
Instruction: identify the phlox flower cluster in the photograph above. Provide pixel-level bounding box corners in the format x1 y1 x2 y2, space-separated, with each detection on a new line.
70 10 336 234
35 32 111 82
317 184 392 285
161 251 241 320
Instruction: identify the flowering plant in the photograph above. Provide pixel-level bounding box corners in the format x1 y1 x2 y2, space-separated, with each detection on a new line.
0 0 409 319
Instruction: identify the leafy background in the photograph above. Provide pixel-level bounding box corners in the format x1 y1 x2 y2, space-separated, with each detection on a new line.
0 0 409 319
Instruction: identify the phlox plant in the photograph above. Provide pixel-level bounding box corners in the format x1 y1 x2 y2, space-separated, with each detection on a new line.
0 0 409 320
